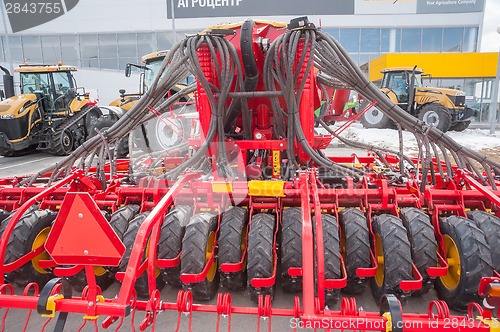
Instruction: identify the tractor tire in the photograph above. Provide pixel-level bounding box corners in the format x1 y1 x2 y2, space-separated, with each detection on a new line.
67 205 140 292
435 216 493 311
0 206 40 238
218 206 248 291
450 121 471 132
247 213 275 303
360 104 395 129
50 126 74 156
89 116 129 158
159 206 193 288
400 208 438 296
180 213 219 301
4 209 57 287
370 214 413 304
321 214 342 308
466 210 500 272
418 103 452 132
338 208 371 294
281 207 303 293
0 209 10 223
1 146 37 157
118 212 165 299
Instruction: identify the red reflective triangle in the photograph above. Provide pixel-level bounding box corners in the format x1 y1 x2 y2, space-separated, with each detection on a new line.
45 192 125 266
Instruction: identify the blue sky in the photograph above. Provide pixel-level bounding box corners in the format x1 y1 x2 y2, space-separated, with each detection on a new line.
481 0 500 51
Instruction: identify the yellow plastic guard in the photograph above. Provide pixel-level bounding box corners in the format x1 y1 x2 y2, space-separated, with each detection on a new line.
41 294 64 318
478 317 500 332
248 181 285 197
212 182 233 193
83 295 105 320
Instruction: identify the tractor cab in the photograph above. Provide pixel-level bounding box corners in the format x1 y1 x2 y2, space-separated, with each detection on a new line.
16 65 78 113
380 67 423 107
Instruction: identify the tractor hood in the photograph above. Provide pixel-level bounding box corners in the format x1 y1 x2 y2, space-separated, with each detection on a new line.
416 87 465 97
0 94 38 119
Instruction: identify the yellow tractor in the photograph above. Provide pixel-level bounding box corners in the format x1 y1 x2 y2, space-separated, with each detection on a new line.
97 51 195 157
360 67 477 132
0 64 102 156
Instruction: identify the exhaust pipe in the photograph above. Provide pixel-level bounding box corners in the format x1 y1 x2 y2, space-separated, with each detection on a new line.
0 65 15 98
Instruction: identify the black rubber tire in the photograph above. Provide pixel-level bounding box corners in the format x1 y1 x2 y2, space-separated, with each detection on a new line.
110 204 140 241
281 208 303 293
321 214 342 308
418 103 452 132
0 209 10 223
450 121 471 132
338 208 371 294
218 206 248 291
435 216 493 311
360 103 395 129
88 116 128 158
467 210 500 271
117 212 165 299
370 214 413 304
180 213 219 301
247 213 275 303
0 206 40 238
4 209 57 287
159 206 193 288
50 126 74 156
400 208 438 296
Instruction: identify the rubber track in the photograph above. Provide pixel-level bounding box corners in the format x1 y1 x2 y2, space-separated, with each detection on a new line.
436 216 493 311
400 207 438 296
159 206 192 288
371 214 413 303
247 213 275 303
467 210 500 272
180 213 219 301
338 208 371 294
218 206 248 290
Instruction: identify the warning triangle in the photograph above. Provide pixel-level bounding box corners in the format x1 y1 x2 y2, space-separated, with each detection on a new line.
45 192 125 266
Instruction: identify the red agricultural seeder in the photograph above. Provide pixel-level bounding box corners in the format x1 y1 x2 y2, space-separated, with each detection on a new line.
1 17 500 331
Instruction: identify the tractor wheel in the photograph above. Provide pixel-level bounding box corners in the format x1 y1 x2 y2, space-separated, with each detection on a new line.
321 214 342 308
50 127 74 156
400 208 438 296
159 206 193 287
0 209 10 223
88 116 129 158
218 206 248 291
450 121 471 132
338 208 371 294
67 205 140 292
371 214 413 304
118 212 165 299
466 210 500 272
418 103 452 132
4 209 57 287
247 213 275 303
435 216 493 311
180 213 219 301
281 208 303 293
360 104 395 129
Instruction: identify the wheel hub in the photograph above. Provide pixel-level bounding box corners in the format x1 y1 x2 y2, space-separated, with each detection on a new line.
422 111 440 126
364 106 384 125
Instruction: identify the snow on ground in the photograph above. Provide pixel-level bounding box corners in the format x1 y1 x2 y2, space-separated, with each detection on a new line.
316 122 500 158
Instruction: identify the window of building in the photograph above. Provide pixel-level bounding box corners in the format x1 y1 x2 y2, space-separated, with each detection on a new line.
381 28 400 53
137 33 154 56
339 28 360 53
156 32 173 51
60 35 79 66
464 27 478 52
443 28 464 52
80 34 99 68
0 37 4 62
360 28 380 53
401 28 421 52
8 36 23 62
118 33 137 58
99 34 118 70
22 36 43 62
322 28 339 41
422 28 442 52
41 36 62 63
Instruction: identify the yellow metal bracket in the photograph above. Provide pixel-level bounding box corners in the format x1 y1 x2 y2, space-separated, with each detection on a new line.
41 294 64 318
212 182 233 193
248 181 285 197
83 295 105 320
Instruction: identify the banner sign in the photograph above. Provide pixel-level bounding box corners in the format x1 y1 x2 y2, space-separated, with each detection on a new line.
166 0 355 19
355 0 417 15
416 0 484 14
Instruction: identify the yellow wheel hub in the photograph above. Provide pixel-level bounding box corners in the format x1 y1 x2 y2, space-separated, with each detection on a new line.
440 235 461 290
375 234 384 287
32 227 51 274
206 231 217 282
